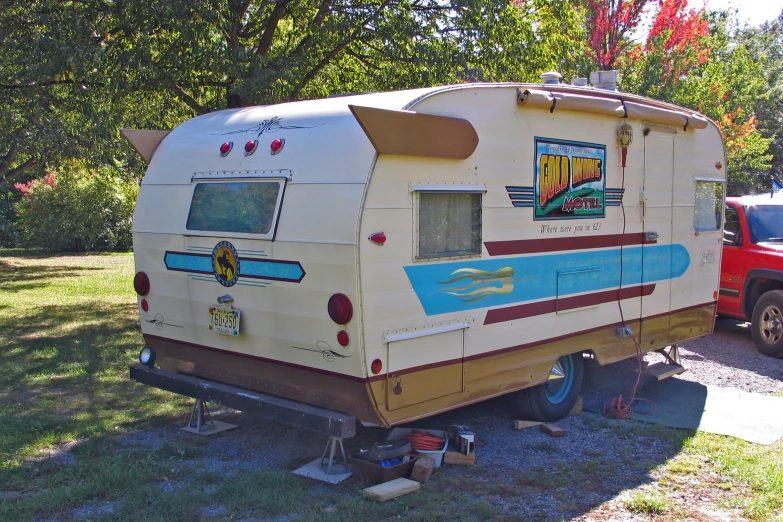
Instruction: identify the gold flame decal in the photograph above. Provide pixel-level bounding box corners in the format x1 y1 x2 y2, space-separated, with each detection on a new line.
435 267 515 302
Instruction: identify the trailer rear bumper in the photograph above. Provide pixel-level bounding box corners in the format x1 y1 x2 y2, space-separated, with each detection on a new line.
129 364 356 438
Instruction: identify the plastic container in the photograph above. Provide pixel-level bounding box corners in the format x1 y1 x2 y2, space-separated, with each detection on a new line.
386 428 449 468
349 453 419 484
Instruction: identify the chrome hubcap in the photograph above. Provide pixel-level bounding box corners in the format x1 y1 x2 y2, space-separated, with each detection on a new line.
760 304 783 345
548 360 565 381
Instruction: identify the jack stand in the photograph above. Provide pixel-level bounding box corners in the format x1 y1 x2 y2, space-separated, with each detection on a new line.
181 399 238 436
659 344 681 365
319 436 350 475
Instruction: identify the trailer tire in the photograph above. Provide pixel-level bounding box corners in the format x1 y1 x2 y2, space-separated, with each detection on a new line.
751 290 783 358
510 353 584 422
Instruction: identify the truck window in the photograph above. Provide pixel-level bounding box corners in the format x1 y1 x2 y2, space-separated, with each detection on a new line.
694 181 723 232
746 205 783 243
417 192 482 259
186 181 282 235
723 206 742 246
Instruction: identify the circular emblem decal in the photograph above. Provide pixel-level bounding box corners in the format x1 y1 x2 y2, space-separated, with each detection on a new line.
212 241 240 287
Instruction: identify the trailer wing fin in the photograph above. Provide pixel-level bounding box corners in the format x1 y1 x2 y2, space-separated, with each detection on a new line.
120 129 171 164
348 105 479 160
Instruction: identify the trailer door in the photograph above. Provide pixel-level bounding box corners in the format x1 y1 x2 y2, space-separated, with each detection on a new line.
641 128 675 346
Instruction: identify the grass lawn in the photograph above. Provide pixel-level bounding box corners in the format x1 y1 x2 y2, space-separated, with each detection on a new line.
0 251 781 521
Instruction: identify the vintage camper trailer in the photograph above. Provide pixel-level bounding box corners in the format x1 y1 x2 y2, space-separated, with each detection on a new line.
125 79 726 435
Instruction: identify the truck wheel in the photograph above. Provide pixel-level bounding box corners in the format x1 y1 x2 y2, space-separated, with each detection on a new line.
751 290 783 358
509 353 584 422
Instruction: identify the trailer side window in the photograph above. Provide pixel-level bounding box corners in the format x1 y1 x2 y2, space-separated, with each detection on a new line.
694 181 723 232
418 192 482 259
186 181 282 235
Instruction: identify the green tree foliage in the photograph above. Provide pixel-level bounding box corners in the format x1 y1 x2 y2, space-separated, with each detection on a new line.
739 13 783 191
1 0 584 184
581 3 773 195
14 167 138 252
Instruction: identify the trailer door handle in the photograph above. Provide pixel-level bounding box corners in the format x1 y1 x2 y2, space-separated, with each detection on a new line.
645 231 659 242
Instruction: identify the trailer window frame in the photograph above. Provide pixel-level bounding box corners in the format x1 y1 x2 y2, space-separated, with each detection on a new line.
693 178 725 233
413 186 484 261
184 178 287 240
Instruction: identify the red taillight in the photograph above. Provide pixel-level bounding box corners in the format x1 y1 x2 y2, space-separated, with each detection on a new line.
134 271 150 296
141 299 149 312
369 232 386 245
337 330 350 347
327 293 353 324
244 140 258 155
219 142 233 156
371 359 383 374
270 138 285 154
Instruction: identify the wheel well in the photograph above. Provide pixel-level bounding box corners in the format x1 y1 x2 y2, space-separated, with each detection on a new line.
744 278 783 318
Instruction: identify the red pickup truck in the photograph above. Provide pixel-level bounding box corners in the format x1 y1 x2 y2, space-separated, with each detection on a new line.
718 195 783 358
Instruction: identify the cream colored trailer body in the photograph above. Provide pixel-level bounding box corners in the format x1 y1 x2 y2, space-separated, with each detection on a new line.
130 83 725 427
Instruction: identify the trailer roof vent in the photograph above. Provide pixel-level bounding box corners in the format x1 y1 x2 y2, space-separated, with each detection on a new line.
571 77 588 87
590 70 618 91
541 71 562 85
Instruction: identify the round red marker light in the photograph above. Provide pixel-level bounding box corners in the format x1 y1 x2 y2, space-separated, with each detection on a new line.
327 293 353 324
369 232 386 245
133 271 150 296
371 359 383 375
270 138 285 154
244 140 257 154
219 142 232 154
337 330 350 347
141 299 149 312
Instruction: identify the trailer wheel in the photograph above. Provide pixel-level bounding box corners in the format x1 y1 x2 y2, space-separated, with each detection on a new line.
751 290 783 358
510 353 584 422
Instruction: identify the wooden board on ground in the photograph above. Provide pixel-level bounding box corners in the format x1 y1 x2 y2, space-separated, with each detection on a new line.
363 478 420 502
540 423 565 437
444 449 476 466
567 397 583 416
410 455 436 483
514 420 544 430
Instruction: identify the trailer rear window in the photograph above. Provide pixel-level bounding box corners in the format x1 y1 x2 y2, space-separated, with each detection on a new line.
186 181 282 235
694 181 723 232
418 192 482 259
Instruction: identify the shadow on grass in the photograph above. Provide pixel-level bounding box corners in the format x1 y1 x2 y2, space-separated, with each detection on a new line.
0 249 131 259
0 300 192 469
0 260 103 290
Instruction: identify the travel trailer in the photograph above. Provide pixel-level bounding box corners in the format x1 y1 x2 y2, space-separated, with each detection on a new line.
125 77 726 437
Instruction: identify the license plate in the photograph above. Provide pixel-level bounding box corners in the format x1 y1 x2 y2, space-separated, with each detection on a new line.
209 307 240 336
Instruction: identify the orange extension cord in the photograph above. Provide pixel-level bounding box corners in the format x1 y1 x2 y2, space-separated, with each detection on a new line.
603 152 657 420
403 430 446 451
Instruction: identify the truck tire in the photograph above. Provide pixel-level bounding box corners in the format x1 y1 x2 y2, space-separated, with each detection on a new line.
751 290 783 358
509 353 584 422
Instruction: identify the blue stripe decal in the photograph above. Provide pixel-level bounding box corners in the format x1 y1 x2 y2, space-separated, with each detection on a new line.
166 253 212 273
403 244 690 316
165 252 305 283
241 259 304 281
